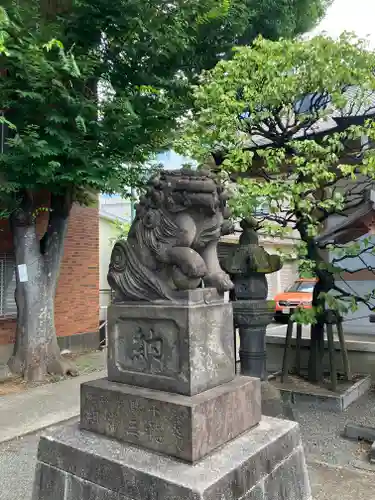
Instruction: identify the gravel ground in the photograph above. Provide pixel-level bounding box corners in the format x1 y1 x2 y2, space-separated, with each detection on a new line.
0 431 41 500
293 386 375 469
308 461 375 500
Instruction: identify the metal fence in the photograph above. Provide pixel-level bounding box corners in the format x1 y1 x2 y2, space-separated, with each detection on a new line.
99 289 115 349
0 253 17 318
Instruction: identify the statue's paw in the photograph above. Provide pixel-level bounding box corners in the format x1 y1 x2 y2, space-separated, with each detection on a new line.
180 254 207 279
188 261 207 279
172 267 202 290
205 272 234 294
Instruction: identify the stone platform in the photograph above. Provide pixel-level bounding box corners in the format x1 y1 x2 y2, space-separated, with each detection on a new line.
271 374 371 411
32 417 311 500
80 377 261 462
33 286 311 500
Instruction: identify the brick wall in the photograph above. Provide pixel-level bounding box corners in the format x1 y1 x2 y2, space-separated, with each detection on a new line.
55 205 99 338
0 201 99 346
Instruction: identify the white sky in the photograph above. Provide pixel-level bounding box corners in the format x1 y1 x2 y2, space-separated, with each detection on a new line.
311 0 375 48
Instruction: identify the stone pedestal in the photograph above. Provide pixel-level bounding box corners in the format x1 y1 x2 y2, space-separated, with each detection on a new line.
234 300 275 381
80 376 261 462
107 289 234 396
32 288 310 500
32 417 311 500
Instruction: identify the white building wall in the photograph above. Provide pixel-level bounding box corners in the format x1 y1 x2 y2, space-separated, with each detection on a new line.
335 279 375 335
99 195 132 220
99 216 121 320
330 234 375 335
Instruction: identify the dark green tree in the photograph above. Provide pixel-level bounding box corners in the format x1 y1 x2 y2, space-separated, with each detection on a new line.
238 0 331 44
0 0 329 382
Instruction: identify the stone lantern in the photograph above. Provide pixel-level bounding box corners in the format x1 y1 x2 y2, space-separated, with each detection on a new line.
222 217 282 380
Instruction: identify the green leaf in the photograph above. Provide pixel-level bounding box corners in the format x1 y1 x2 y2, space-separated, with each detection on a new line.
75 115 87 134
43 39 64 52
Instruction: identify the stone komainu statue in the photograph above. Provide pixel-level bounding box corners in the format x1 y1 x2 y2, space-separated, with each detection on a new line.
108 168 234 301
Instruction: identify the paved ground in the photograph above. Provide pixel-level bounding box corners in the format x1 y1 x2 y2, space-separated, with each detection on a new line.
0 350 106 443
0 370 106 443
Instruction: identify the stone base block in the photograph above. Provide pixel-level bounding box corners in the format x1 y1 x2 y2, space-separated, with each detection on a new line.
272 374 371 411
261 381 295 421
32 417 311 500
80 376 261 463
107 288 234 396
343 422 375 443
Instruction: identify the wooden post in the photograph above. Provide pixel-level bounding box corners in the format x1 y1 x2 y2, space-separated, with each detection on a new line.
326 322 337 392
295 323 302 376
337 319 351 381
281 319 294 382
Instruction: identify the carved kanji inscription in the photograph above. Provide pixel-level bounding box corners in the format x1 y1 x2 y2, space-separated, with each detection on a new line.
114 318 180 377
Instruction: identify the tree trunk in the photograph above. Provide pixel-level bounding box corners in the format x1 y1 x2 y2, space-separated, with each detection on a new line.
296 219 333 383
307 280 326 383
7 190 77 382
307 266 336 383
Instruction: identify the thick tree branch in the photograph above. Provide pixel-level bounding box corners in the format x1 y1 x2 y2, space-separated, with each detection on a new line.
10 190 35 229
40 189 73 285
40 189 73 255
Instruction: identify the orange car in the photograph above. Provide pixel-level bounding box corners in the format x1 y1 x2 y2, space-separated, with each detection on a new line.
274 278 317 323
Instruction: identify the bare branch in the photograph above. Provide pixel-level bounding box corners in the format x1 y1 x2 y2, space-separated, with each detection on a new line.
332 282 375 310
332 245 375 264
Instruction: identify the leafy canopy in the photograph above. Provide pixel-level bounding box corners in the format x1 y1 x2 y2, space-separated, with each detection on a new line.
0 0 330 209
176 35 375 320
0 0 244 205
236 0 331 45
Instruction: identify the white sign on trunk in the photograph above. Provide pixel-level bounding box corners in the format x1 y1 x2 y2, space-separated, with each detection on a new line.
18 264 29 283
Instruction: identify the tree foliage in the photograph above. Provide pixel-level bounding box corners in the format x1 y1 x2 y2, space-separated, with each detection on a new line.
1 0 222 201
0 0 331 205
177 35 375 380
237 0 331 44
112 219 131 243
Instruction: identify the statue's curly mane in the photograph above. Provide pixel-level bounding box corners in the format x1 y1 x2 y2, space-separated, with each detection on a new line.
108 168 232 302
135 168 228 216
134 208 180 262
